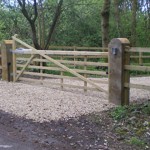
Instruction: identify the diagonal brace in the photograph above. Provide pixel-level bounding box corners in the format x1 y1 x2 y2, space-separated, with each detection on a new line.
15 55 35 82
12 36 108 94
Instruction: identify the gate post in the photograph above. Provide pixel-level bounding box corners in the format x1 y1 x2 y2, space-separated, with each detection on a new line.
1 41 13 81
108 38 130 105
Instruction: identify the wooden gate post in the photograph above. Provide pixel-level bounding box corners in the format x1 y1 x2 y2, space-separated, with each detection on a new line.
108 38 130 105
1 41 13 81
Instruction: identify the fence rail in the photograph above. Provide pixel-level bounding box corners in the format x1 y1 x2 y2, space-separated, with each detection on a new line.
124 83 150 91
125 47 150 91
49 46 108 51
9 36 109 94
129 47 150 52
0 44 1 72
13 49 108 56
0 37 150 105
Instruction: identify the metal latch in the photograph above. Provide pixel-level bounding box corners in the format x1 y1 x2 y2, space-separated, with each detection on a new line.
112 48 118 55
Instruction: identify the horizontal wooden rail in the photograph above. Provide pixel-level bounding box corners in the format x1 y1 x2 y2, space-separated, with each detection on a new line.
52 55 108 58
49 46 108 51
125 65 150 72
19 77 100 91
131 56 150 58
125 83 150 90
61 55 108 58
89 79 108 84
17 54 108 59
17 70 76 79
4 40 13 45
16 71 108 84
126 47 150 53
16 58 108 67
16 64 108 76
13 49 108 56
58 60 108 67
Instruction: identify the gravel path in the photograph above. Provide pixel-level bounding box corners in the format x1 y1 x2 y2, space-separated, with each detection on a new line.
0 77 149 122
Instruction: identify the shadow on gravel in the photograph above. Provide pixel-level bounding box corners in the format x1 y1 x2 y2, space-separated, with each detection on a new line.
0 107 145 150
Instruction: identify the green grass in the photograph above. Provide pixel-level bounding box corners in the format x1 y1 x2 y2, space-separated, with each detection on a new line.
128 137 145 147
142 103 150 115
111 102 150 121
110 106 128 121
110 102 150 149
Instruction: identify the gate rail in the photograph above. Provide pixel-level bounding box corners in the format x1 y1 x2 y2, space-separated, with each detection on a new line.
11 35 109 94
1 35 149 105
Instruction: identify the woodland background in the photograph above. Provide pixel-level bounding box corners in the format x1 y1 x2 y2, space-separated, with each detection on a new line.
0 0 149 49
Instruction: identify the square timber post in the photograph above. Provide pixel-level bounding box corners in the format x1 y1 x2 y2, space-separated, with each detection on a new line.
108 38 130 105
1 41 13 82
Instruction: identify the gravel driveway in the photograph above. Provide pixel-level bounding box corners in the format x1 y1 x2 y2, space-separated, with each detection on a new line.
0 77 149 122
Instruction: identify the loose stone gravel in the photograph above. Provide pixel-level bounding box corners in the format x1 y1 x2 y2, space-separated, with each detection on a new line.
0 77 149 122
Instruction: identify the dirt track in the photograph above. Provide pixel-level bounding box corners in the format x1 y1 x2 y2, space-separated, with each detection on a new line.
0 123 37 150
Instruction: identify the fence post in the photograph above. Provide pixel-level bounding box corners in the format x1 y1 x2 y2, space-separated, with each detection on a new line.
1 41 13 81
108 38 130 105
0 44 1 72
139 52 143 65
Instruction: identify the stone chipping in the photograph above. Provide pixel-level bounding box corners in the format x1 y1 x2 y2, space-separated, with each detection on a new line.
0 77 149 122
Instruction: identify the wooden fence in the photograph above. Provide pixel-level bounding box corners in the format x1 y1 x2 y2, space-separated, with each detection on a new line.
1 36 109 95
0 36 150 105
48 46 150 65
109 39 150 105
16 51 109 93
125 47 150 90
0 44 1 73
130 47 150 66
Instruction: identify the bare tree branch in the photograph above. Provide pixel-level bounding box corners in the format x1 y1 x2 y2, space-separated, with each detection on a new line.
17 0 41 49
44 0 63 49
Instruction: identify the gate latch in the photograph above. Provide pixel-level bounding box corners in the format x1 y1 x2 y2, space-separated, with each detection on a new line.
112 48 118 55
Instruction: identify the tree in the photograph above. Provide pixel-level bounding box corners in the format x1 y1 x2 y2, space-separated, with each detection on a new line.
17 0 63 49
113 0 120 37
1 0 150 47
131 0 137 46
101 0 111 47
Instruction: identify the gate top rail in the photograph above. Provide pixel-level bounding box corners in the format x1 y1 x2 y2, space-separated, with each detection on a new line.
12 48 108 56
49 46 108 51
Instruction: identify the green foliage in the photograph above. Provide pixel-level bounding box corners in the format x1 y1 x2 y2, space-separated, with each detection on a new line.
0 4 31 42
128 137 145 147
0 21 6 40
111 102 150 121
111 106 127 121
44 70 60 75
0 0 150 47
110 102 150 149
54 0 102 46
142 103 150 115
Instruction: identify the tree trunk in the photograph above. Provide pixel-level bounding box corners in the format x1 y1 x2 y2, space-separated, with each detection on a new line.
38 0 45 49
17 0 63 50
131 0 137 46
30 21 41 50
101 0 111 48
44 0 63 49
114 0 120 37
146 0 150 46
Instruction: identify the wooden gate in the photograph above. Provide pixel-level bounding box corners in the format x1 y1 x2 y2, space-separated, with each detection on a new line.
0 40 13 81
2 36 149 105
8 35 109 95
0 43 2 76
